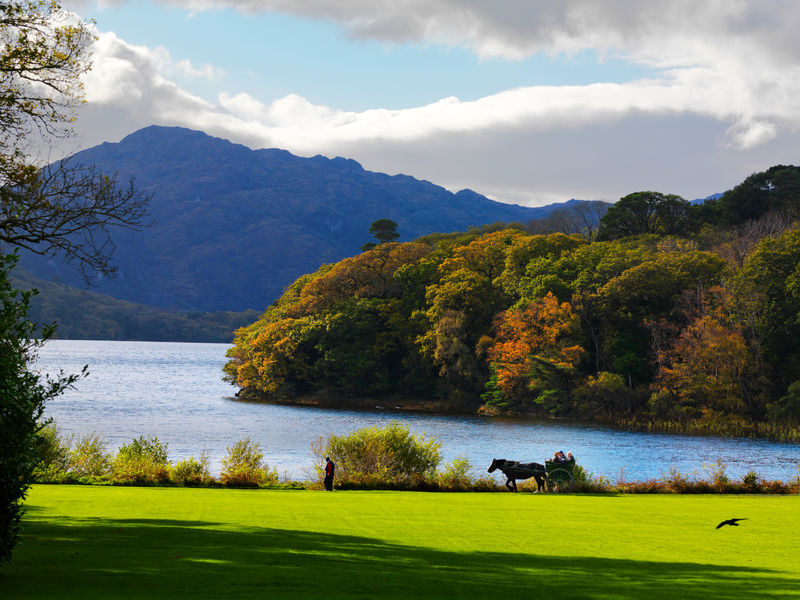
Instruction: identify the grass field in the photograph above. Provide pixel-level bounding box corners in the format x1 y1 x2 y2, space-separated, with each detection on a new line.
2 485 799 599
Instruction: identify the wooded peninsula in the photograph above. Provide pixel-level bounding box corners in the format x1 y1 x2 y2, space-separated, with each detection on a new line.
225 165 800 441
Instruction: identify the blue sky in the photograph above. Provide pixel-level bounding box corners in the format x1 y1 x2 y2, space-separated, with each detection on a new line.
77 2 654 110
62 1 800 206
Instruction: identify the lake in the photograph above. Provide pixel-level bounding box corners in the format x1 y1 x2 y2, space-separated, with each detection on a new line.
35 339 800 482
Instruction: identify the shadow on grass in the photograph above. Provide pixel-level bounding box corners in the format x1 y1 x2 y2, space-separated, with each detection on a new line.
3 514 796 600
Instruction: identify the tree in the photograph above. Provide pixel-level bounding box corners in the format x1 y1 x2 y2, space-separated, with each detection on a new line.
710 165 800 226
597 191 696 241
526 201 610 241
1 1 147 565
361 218 399 251
1 253 83 565
649 308 763 420
732 227 800 387
420 231 525 398
485 292 584 413
1 1 150 277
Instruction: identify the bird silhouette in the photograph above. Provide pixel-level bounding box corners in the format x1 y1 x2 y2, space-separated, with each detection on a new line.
716 518 747 529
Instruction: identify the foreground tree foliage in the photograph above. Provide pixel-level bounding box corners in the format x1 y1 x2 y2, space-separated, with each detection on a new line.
1 1 150 276
1 1 149 566
227 173 800 437
1 254 82 565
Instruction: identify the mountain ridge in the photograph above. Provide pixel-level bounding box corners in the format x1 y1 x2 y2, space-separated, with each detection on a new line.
19 125 565 312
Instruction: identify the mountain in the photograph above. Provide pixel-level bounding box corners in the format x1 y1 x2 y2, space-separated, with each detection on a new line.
691 193 724 205
20 126 561 312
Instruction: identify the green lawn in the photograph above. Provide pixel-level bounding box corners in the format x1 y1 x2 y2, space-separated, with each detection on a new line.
2 485 799 599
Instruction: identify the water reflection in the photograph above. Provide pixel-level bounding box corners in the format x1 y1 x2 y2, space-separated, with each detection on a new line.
36 340 800 482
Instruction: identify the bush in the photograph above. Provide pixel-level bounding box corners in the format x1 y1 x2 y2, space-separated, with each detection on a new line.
170 453 212 486
767 380 800 423
575 372 633 415
220 438 278 487
703 459 731 492
1 254 84 565
67 434 111 480
112 436 170 484
313 422 442 489
571 465 610 493
438 456 474 490
32 423 72 483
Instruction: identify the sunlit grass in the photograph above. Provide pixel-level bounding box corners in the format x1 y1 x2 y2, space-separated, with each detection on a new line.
3 485 799 599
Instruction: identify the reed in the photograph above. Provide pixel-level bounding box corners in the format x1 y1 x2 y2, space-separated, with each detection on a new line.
615 416 800 443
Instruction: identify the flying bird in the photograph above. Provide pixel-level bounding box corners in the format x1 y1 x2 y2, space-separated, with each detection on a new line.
716 518 747 529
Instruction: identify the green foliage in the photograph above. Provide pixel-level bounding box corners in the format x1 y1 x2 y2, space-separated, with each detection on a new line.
220 438 278 487
11 266 259 342
68 434 112 480
768 380 800 423
734 227 800 388
0 254 84 565
597 191 698 241
574 372 633 415
711 164 800 225
366 218 400 248
112 436 171 485
31 423 72 483
116 435 169 464
169 454 212 486
313 422 442 489
225 171 800 435
437 456 474 490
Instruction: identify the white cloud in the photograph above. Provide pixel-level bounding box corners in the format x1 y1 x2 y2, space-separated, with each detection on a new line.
176 59 225 80
85 0 800 150
68 1 800 205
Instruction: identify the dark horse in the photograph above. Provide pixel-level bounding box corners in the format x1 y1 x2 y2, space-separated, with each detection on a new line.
488 458 545 492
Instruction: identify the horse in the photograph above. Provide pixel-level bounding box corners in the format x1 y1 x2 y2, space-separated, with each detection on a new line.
488 458 546 493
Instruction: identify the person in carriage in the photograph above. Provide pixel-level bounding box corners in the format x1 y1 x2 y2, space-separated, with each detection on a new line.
552 450 574 464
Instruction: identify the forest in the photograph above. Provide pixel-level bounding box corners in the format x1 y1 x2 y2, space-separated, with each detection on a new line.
224 165 800 437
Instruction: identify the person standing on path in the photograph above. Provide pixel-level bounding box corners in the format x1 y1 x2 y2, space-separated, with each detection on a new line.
324 457 335 491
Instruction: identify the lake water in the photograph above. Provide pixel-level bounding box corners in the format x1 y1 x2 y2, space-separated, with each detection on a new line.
35 339 800 483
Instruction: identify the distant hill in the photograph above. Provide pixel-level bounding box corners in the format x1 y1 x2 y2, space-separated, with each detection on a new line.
19 126 560 312
691 193 723 205
11 266 259 343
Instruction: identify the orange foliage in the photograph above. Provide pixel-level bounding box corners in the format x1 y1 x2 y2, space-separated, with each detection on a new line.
650 289 762 417
232 316 318 394
488 292 584 398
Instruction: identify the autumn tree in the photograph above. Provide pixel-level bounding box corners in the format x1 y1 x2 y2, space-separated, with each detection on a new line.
648 291 765 420
290 242 430 315
484 292 584 414
596 246 726 389
732 227 800 391
420 230 526 399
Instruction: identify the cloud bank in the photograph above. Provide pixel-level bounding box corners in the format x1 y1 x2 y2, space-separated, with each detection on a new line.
72 1 800 204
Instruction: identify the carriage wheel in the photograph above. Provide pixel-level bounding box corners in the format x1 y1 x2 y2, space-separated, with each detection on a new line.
547 468 574 493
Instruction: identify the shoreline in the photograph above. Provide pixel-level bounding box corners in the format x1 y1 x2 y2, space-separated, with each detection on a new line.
233 388 800 443
232 389 479 416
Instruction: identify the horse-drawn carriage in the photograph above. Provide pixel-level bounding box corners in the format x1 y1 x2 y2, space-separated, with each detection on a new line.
488 457 576 492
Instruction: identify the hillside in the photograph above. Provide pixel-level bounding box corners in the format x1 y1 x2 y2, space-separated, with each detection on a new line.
11 267 258 343
19 126 557 312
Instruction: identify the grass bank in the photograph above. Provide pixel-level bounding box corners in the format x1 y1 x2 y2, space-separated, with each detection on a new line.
3 486 799 599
